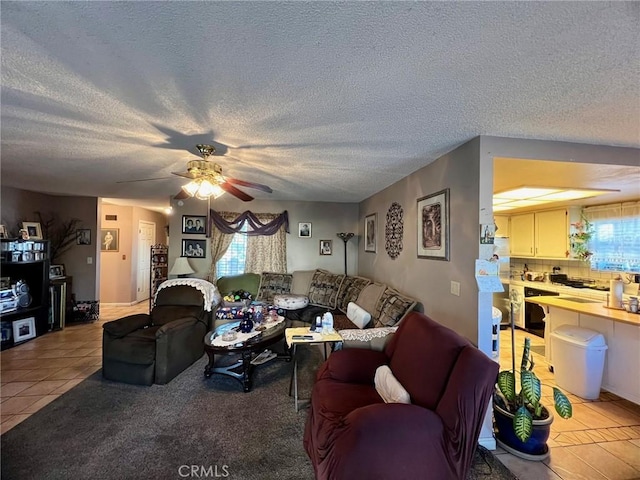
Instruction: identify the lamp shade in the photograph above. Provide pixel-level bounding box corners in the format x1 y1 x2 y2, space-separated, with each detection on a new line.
169 257 195 277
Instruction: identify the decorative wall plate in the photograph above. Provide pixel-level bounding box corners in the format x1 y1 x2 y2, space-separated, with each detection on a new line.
385 202 403 259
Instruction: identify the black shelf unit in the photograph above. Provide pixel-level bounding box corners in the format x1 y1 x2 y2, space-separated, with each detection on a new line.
150 244 168 311
1 239 50 350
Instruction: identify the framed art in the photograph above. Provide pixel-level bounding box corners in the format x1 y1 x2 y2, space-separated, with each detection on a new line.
298 222 312 238
101 229 119 252
319 240 332 255
364 213 377 253
182 239 206 258
182 215 206 234
22 222 43 240
417 188 450 260
49 264 65 279
76 229 91 245
13 317 36 343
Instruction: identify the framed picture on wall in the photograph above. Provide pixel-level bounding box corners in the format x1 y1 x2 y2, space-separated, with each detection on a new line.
364 213 377 253
182 239 206 258
319 240 332 255
101 229 119 252
76 229 91 245
182 215 206 234
417 188 449 261
298 222 312 238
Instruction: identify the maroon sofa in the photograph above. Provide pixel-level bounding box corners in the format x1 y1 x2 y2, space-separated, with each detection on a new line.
303 311 499 480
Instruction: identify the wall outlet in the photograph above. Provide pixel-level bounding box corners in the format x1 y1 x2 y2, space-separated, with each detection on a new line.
87 257 93 264
451 281 461 296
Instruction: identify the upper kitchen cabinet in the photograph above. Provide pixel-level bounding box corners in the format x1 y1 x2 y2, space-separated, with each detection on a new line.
510 207 581 259
510 213 535 256
494 215 510 238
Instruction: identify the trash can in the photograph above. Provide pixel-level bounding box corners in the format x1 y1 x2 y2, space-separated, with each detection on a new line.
550 325 607 399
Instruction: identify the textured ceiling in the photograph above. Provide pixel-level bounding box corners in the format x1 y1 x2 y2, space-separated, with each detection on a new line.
1 2 639 210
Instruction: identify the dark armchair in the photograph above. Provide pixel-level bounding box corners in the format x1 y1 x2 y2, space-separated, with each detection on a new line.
102 284 209 385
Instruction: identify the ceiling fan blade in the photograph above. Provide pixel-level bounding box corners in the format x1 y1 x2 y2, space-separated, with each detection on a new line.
116 176 172 184
171 171 197 179
226 177 273 193
220 182 254 202
174 190 190 200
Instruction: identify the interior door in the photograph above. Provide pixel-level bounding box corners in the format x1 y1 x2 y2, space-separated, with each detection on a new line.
137 221 155 302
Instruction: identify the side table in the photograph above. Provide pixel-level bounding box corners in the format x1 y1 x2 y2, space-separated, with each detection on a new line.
285 327 342 411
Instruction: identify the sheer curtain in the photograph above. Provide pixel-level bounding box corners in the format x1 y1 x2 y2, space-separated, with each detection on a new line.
584 201 640 272
245 212 287 273
208 211 238 281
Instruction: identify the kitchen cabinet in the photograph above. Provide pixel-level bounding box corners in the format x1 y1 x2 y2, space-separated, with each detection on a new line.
510 213 534 256
509 207 580 259
494 215 510 238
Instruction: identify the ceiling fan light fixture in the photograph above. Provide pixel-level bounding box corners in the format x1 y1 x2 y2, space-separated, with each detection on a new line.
182 180 200 197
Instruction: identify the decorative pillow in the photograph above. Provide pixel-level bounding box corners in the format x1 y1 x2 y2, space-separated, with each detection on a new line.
291 270 316 296
257 272 292 303
307 270 345 309
336 275 372 313
374 365 411 404
346 302 372 329
374 288 417 328
355 283 386 322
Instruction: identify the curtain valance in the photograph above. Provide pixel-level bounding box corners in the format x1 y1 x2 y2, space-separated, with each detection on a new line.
209 210 289 236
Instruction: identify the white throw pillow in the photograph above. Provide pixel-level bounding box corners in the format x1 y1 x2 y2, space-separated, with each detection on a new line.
346 302 372 329
374 365 411 404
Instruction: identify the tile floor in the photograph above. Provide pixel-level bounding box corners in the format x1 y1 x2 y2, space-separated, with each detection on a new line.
2 305 640 480
494 328 640 480
1 302 148 434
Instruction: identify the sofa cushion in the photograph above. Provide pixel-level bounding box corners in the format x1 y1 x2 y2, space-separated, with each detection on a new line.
216 273 261 300
355 283 386 321
257 272 292 303
374 288 417 327
307 270 345 309
291 270 316 295
375 365 411 404
336 275 372 312
346 302 372 329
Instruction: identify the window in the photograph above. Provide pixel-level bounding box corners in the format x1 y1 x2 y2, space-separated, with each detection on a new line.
216 228 247 278
585 202 640 273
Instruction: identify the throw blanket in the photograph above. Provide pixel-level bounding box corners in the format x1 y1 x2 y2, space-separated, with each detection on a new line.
154 278 221 311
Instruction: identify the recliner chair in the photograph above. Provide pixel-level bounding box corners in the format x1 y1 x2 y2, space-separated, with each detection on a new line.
102 284 209 385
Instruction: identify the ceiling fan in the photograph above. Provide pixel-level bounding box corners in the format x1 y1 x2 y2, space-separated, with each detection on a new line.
119 144 272 202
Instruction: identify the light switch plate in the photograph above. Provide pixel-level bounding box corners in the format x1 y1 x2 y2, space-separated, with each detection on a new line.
87 257 93 264
451 281 461 296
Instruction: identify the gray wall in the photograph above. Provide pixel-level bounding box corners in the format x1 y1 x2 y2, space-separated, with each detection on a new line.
0 186 99 301
358 137 484 344
168 196 359 279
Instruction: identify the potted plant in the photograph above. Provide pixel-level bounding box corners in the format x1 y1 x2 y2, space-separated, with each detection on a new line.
493 334 573 460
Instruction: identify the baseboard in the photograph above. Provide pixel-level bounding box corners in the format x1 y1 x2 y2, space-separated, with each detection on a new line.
479 434 496 451
101 302 145 307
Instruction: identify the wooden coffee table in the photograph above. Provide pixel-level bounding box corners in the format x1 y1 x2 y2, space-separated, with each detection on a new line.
203 319 287 392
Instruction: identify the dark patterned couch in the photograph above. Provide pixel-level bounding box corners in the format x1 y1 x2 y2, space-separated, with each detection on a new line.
217 269 418 348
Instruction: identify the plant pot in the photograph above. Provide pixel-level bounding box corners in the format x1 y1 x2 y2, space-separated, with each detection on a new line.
493 402 553 461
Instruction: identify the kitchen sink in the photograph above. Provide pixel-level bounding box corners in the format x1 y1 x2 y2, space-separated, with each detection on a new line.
560 297 602 304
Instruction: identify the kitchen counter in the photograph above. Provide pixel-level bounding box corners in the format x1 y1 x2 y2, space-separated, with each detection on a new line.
526 296 640 327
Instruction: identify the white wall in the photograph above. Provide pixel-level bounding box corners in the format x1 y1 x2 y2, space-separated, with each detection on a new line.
168 196 359 279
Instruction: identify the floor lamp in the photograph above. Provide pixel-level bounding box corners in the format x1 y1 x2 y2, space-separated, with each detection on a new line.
336 232 355 275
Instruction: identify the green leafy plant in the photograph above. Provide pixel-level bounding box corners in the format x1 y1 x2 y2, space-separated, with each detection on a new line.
569 215 594 260
495 337 573 442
